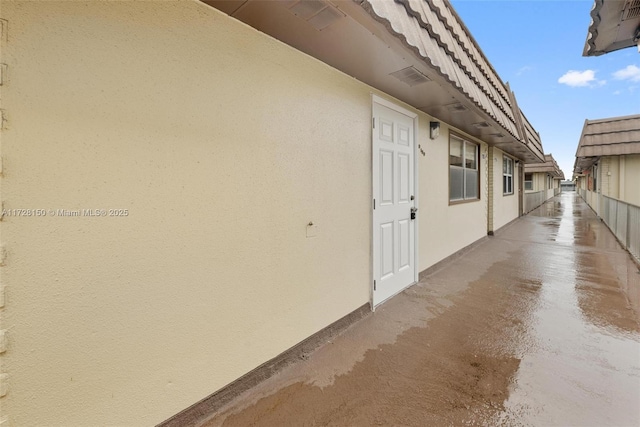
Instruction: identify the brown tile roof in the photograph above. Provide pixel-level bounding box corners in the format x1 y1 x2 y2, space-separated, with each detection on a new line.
576 114 640 157
525 154 564 179
519 109 545 163
362 0 543 159
574 114 640 173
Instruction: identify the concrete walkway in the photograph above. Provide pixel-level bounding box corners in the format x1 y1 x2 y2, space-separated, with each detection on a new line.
201 192 640 426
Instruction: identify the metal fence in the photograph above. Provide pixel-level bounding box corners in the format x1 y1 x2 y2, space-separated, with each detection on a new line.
524 190 547 213
599 195 640 263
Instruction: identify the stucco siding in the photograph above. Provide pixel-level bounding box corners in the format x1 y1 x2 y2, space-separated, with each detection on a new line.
623 155 640 206
0 0 513 425
1 1 375 425
536 173 548 192
493 150 519 231
418 125 488 271
600 156 620 199
585 155 640 206
524 172 546 193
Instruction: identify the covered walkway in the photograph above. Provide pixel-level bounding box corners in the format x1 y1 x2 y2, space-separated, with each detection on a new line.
201 192 640 426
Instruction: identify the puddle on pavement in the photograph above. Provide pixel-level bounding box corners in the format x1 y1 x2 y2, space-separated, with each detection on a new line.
204 193 640 426
575 251 639 333
210 248 539 427
492 192 640 426
529 199 563 218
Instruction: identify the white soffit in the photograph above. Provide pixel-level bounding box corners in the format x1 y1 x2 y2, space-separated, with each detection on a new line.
202 0 546 163
584 0 640 56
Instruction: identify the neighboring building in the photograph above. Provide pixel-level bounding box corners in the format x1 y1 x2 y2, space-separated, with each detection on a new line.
573 114 640 262
583 0 640 56
0 1 545 425
574 114 640 207
580 1 640 263
561 180 577 191
523 154 565 213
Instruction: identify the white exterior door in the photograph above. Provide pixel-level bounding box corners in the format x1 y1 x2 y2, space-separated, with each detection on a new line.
372 98 417 306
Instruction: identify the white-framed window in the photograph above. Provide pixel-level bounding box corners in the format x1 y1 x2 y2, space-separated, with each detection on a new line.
449 135 479 202
524 173 533 190
503 156 514 195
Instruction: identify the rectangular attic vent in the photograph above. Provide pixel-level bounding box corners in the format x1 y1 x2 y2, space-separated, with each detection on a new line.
445 102 468 112
287 0 345 31
472 121 491 128
389 66 431 86
623 0 640 19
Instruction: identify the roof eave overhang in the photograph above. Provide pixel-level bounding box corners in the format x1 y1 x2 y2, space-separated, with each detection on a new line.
574 156 599 173
201 0 546 163
525 168 563 177
356 0 544 163
577 141 640 157
583 0 640 56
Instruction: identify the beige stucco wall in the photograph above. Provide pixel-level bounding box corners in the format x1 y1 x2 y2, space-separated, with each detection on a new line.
492 150 519 231
0 0 507 425
524 171 547 193
537 172 549 192
1 1 378 425
554 178 562 189
622 155 640 207
600 156 620 199
418 125 489 271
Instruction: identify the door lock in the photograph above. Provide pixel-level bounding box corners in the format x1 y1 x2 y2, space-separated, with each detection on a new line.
410 207 418 220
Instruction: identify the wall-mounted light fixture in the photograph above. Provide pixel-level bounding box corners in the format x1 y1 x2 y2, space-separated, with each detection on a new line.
429 121 440 140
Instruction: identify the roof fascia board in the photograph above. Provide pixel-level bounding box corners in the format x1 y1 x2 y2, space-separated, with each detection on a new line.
583 0 604 56
506 84 527 145
360 0 523 142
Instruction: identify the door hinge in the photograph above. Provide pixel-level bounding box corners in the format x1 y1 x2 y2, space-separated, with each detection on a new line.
373 199 376 209
372 117 375 129
373 280 376 291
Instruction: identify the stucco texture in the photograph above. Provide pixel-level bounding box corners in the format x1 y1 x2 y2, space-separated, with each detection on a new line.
600 156 620 199
0 1 374 425
492 149 519 231
623 155 640 206
0 0 521 425
418 125 489 272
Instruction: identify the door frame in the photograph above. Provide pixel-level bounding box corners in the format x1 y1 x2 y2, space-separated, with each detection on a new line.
371 94 419 308
518 159 524 216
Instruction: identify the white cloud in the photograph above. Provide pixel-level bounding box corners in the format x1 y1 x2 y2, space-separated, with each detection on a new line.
612 65 640 82
558 70 604 87
516 66 532 76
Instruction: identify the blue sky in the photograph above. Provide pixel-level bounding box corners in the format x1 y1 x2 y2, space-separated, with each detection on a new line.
450 0 640 178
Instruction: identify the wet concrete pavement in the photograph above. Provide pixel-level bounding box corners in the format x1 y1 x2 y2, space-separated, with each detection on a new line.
201 192 640 426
